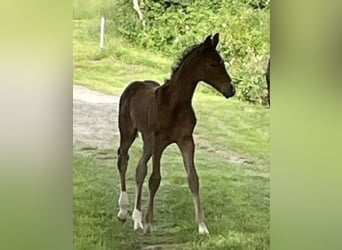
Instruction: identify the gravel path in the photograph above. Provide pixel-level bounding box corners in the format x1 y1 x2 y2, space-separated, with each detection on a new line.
73 85 120 151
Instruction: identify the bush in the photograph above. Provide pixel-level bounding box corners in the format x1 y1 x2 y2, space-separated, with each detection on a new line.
79 0 270 105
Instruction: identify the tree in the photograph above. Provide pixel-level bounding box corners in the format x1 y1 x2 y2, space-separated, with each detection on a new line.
133 0 145 27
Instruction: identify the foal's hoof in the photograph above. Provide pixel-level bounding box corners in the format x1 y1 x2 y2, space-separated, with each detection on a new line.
198 222 209 235
134 221 144 231
117 210 128 222
144 223 153 234
117 216 126 223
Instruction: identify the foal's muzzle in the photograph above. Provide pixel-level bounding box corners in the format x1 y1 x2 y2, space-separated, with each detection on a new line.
223 82 236 98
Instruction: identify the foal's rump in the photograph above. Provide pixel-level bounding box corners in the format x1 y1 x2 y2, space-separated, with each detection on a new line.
118 80 160 133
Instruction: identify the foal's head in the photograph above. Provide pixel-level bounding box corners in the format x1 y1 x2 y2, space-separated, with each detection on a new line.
194 33 236 98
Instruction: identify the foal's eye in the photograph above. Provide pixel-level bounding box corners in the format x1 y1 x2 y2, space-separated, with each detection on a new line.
208 60 224 68
208 62 218 68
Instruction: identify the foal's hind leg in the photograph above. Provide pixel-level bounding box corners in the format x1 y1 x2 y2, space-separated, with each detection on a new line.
132 134 152 230
177 136 209 234
117 125 137 221
145 135 168 233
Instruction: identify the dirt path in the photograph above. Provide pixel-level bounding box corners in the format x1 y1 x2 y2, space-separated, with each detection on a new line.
73 85 120 152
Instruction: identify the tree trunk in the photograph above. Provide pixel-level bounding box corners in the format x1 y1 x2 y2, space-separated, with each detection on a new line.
133 0 146 27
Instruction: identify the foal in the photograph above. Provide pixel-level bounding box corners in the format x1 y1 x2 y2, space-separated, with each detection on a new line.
116 33 235 234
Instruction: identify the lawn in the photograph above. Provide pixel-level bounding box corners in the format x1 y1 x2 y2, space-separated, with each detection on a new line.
73 19 269 249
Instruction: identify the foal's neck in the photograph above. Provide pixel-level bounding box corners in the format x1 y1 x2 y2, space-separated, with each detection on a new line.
161 61 199 108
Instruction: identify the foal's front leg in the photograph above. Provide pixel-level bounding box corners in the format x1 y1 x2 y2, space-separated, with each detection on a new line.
132 135 152 231
177 136 209 234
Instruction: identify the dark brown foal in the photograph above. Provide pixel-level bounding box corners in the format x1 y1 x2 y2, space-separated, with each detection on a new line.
116 33 235 234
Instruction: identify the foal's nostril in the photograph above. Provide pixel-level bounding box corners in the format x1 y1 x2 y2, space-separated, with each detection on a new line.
223 82 236 98
231 84 236 96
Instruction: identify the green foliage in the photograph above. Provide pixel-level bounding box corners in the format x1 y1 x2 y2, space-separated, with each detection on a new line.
72 0 269 105
108 0 270 105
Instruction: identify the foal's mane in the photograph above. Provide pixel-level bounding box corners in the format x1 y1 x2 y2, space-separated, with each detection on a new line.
164 43 202 85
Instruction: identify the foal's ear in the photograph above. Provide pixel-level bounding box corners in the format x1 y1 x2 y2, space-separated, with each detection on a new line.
212 33 219 48
202 34 212 49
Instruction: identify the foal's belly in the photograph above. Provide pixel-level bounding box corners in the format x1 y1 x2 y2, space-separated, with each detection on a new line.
154 117 196 142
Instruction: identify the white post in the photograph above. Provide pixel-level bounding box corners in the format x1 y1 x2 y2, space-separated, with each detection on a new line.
100 16 105 49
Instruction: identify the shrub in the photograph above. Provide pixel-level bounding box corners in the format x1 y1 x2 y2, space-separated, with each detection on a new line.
78 0 270 105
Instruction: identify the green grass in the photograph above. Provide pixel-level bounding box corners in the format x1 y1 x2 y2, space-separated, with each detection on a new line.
74 145 269 249
73 19 269 249
193 94 269 163
73 19 171 95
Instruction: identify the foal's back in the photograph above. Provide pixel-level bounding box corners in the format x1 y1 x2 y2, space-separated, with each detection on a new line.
119 80 160 134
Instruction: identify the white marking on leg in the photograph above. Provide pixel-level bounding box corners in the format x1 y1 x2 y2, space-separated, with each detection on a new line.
132 209 144 230
198 222 209 235
117 191 129 220
134 186 139 212
191 196 209 235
